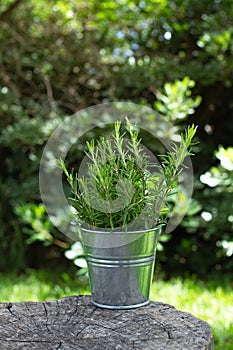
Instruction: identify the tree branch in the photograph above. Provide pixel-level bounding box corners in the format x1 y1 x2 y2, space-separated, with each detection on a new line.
0 0 25 21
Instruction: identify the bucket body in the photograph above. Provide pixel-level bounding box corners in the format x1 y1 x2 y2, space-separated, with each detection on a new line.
80 226 161 309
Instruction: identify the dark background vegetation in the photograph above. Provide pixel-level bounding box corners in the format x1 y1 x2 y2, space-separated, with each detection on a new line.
0 0 232 277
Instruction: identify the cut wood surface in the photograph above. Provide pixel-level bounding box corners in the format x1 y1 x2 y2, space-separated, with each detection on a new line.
0 295 214 349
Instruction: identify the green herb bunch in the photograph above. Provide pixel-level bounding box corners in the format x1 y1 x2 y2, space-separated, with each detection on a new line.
59 120 197 230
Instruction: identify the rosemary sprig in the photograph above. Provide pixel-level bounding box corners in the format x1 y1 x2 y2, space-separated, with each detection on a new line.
58 122 197 230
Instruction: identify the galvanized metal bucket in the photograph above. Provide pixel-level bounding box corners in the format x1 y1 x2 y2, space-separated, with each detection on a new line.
80 226 162 309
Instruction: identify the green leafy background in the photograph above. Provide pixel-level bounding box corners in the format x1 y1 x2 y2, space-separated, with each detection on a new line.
0 1 233 348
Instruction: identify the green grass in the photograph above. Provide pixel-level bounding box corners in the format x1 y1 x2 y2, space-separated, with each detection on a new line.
0 269 232 349
0 269 90 302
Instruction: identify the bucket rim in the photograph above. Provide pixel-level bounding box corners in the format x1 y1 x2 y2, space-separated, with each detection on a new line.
80 224 163 235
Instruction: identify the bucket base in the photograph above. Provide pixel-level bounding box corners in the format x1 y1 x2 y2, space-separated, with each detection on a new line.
92 299 150 310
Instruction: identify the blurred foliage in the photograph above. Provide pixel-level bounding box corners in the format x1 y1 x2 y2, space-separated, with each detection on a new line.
154 77 202 121
164 146 233 276
15 203 69 248
0 0 232 275
64 241 89 279
185 146 233 269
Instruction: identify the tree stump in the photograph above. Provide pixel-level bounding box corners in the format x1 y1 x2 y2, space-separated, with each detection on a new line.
0 295 214 349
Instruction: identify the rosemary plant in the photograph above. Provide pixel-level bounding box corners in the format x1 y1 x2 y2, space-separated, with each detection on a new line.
59 121 197 230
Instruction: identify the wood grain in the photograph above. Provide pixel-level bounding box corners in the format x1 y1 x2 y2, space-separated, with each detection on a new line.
0 295 214 349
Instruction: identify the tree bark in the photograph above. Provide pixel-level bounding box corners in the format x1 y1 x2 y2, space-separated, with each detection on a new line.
0 295 214 349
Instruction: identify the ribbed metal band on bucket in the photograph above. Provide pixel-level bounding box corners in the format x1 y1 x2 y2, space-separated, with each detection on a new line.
86 254 155 268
